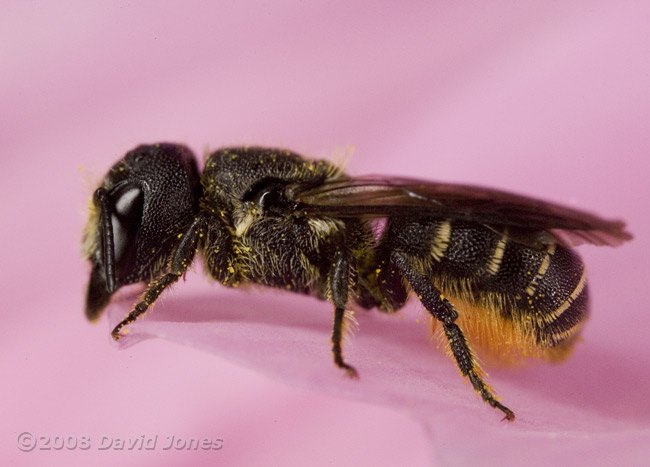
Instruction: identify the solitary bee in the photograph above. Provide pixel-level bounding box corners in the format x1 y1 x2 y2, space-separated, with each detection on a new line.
83 143 631 420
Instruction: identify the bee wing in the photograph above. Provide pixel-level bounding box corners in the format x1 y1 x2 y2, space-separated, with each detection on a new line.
294 176 632 247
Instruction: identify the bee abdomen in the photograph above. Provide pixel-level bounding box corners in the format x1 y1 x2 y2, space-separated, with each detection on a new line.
380 218 590 351
445 225 589 355
520 245 590 347
472 230 589 346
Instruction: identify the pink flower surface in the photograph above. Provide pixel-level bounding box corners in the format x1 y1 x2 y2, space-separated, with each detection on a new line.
2 2 649 466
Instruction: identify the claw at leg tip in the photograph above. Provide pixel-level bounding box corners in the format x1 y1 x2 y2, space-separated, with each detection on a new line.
345 367 359 379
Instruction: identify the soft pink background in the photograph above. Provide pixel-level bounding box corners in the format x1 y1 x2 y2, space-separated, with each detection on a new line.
2 2 649 466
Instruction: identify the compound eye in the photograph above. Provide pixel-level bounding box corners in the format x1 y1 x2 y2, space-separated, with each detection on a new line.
110 182 144 278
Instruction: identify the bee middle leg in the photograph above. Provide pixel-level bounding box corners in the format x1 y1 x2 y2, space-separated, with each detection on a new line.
111 215 206 340
391 251 515 421
329 250 358 378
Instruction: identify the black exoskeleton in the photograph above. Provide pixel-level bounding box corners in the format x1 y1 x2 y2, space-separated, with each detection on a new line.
83 143 631 421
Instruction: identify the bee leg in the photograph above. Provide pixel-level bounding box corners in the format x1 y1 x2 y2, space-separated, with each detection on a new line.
330 251 358 378
111 216 206 340
391 251 515 421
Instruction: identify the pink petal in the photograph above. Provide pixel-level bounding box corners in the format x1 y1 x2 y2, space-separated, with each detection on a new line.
3 1 649 465
107 258 650 464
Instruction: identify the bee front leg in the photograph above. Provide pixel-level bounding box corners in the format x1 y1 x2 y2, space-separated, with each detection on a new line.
391 251 515 421
111 215 207 340
330 251 358 378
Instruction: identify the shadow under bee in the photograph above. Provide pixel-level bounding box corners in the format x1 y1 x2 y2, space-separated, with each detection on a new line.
106 290 650 426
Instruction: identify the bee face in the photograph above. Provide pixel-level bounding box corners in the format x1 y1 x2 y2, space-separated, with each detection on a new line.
84 144 200 319
84 142 631 421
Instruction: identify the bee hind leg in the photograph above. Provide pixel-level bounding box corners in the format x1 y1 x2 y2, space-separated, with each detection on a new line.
111 215 206 340
329 251 358 378
444 322 515 421
391 251 515 421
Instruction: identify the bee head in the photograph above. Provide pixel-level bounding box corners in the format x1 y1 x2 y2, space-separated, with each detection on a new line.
83 143 201 320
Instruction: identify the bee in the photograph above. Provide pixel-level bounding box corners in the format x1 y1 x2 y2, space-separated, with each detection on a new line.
83 143 632 421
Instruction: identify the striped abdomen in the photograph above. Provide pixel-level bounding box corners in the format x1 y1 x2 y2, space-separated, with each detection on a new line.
382 218 589 361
